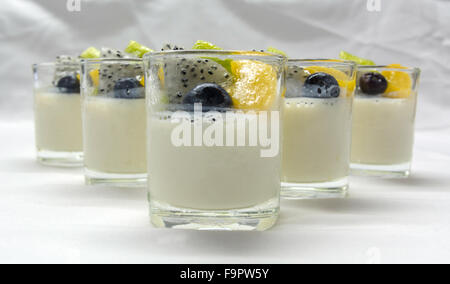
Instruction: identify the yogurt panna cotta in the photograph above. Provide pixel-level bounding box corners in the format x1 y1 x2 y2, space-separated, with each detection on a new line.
82 45 149 186
35 90 82 152
149 112 280 211
83 96 146 175
33 57 83 166
145 45 285 231
351 64 421 177
282 61 356 199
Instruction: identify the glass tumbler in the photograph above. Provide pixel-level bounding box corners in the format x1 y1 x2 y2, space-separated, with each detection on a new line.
144 51 286 231
32 62 83 167
281 60 356 199
351 65 421 177
81 59 147 187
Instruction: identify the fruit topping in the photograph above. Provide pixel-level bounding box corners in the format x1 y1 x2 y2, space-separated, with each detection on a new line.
339 51 375 66
191 40 233 74
192 40 222 50
359 72 388 95
227 60 277 110
183 83 233 112
163 57 232 104
57 75 80 93
304 66 355 96
113 78 144 99
285 66 310 98
55 55 79 66
89 69 100 87
302 72 340 98
98 60 143 95
87 47 142 95
266 47 287 57
54 55 80 86
100 47 129 59
125 41 153 58
161 44 185 51
381 64 412 98
80 47 101 59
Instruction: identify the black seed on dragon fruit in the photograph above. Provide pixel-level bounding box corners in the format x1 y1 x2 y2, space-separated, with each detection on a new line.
97 62 143 95
161 44 185 51
100 47 130 59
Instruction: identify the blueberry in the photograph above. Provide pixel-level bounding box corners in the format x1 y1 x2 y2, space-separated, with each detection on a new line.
113 78 144 99
57 75 80 93
302 72 340 98
183 83 233 112
359 72 388 95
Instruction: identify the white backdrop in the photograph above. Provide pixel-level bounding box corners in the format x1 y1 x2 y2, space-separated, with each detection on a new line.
0 0 449 129
1 0 450 264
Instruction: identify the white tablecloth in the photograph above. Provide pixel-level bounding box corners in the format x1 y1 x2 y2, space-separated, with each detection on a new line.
1 121 449 264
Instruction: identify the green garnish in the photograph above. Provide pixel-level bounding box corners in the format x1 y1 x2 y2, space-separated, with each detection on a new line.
267 47 288 57
125 40 154 58
80 47 101 59
192 40 232 74
192 40 223 50
339 51 375 66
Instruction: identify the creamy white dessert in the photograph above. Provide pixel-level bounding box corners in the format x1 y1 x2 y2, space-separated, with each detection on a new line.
282 97 352 183
148 112 280 211
145 50 283 231
350 65 419 174
34 89 83 152
351 95 417 165
83 96 147 174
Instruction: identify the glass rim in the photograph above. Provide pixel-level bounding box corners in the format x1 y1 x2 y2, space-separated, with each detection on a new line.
32 62 81 68
287 59 357 78
357 65 421 74
288 58 357 66
143 50 286 63
82 58 143 65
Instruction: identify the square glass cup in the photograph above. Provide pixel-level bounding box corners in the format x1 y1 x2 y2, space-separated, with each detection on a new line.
351 66 421 177
81 59 147 187
281 60 356 199
144 50 286 231
32 62 83 167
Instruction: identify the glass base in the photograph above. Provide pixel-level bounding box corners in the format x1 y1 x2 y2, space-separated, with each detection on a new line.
281 178 349 200
37 150 83 167
351 162 411 178
85 168 147 188
150 198 279 231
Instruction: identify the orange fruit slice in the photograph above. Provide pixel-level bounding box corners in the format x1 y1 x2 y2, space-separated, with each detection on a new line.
76 70 99 86
89 69 100 86
381 64 412 98
228 60 278 110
